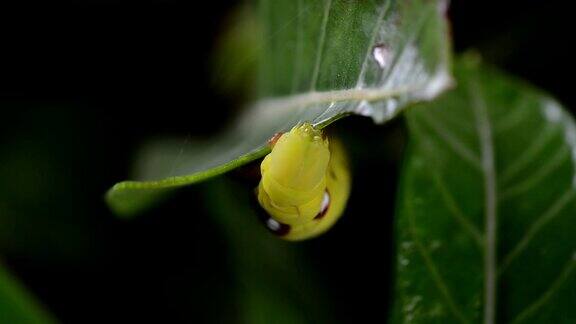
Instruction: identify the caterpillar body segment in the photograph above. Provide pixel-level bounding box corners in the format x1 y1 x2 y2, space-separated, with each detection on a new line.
256 123 351 241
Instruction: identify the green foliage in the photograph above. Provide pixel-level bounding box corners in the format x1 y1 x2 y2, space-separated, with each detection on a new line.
0 263 56 324
100 1 576 323
106 0 451 217
392 57 576 323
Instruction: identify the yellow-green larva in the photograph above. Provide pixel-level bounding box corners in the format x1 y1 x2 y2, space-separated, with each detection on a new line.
256 122 351 241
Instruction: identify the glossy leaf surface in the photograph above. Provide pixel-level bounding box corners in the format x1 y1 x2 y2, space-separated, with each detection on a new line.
392 58 576 323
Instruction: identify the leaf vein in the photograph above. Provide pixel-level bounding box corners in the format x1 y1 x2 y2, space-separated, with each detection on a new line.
510 253 576 324
379 4 434 87
469 77 498 324
493 96 532 134
500 145 570 202
291 0 305 93
310 0 332 91
406 193 470 324
419 111 483 171
499 190 576 274
356 1 392 87
431 172 485 247
499 125 559 186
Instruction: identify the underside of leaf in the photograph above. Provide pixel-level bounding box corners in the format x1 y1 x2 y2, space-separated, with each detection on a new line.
106 0 452 217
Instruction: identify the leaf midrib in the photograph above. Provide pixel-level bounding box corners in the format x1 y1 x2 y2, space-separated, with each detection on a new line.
436 75 575 323
255 84 426 116
258 0 447 123
468 76 497 324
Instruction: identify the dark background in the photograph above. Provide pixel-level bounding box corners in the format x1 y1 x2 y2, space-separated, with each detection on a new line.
1 0 574 323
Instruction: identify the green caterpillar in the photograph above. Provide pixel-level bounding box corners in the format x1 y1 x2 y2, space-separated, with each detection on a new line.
256 123 351 241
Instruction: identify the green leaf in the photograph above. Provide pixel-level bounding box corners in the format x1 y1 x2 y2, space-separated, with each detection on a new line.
392 56 576 323
0 262 57 324
106 0 451 217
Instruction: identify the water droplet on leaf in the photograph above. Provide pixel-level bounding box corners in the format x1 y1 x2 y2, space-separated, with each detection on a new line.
372 43 390 69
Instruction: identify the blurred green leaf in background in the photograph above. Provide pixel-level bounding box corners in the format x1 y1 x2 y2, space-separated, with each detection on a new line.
0 262 55 324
